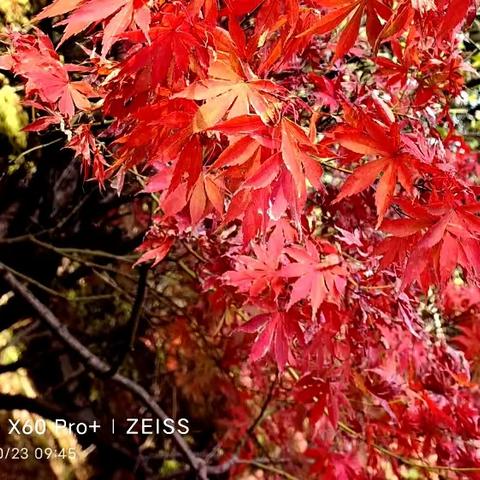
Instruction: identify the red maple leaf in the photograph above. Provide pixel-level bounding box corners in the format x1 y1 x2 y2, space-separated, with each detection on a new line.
0 30 95 117
174 54 284 131
238 310 302 370
298 0 410 59
67 124 107 184
36 0 151 55
225 230 285 299
333 119 419 226
380 198 480 288
281 240 346 318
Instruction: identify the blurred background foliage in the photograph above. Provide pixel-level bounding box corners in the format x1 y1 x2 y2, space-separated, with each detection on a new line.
455 19 480 148
0 0 30 26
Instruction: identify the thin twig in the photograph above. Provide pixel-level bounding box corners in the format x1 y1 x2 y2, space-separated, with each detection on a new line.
246 377 277 440
240 460 301 480
337 421 480 473
182 241 209 263
30 237 137 277
13 138 63 163
0 261 113 302
107 264 149 375
0 190 94 245
0 267 209 479
319 160 354 174
312 155 354 174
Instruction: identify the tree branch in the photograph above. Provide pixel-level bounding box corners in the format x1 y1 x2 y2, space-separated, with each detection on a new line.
0 265 210 479
0 359 27 374
0 393 69 420
0 261 113 302
107 263 149 375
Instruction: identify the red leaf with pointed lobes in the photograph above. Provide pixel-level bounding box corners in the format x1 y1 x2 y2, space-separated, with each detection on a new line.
239 311 300 370
380 203 480 289
23 116 61 132
35 0 83 21
0 31 96 117
100 2 134 56
298 0 399 58
334 159 387 203
211 136 260 170
57 0 129 45
174 56 284 131
296 5 357 41
136 237 173 267
280 118 324 202
281 240 346 318
335 132 392 156
333 121 419 225
225 235 285 299
242 154 281 190
333 5 362 61
439 0 470 37
207 115 268 135
36 0 151 54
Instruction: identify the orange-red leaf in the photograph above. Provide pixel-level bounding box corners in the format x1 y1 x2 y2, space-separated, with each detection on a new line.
334 159 387 203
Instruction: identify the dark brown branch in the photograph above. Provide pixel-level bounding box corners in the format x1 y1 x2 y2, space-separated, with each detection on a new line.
0 261 113 302
0 359 27 374
107 263 149 376
0 187 94 245
246 377 276 439
0 265 209 479
0 393 68 420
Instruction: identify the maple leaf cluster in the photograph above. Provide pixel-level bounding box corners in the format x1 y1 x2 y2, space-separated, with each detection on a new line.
3 0 480 477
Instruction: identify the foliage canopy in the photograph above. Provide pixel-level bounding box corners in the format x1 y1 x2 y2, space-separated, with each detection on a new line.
2 0 480 478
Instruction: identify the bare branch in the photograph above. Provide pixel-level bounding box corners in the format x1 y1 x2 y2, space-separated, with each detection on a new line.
1 265 209 479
